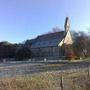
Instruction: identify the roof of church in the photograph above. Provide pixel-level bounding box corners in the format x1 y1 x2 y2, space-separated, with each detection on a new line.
30 31 64 48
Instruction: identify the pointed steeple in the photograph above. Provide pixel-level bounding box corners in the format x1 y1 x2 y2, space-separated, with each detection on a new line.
64 17 70 33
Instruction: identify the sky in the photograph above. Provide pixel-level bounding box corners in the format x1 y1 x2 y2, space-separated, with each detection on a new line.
0 0 90 43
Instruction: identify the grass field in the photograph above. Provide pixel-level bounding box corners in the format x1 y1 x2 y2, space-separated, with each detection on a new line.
0 73 61 90
0 59 90 90
0 70 90 90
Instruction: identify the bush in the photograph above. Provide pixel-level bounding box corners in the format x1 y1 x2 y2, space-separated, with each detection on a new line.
15 47 31 60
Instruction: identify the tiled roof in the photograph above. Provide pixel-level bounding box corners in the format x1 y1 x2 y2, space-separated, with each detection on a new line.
36 31 64 41
31 31 64 48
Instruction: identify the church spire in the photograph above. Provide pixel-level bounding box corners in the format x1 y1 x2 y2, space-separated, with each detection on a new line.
64 17 70 33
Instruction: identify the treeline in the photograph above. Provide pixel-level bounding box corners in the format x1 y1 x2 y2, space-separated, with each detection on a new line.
0 42 31 61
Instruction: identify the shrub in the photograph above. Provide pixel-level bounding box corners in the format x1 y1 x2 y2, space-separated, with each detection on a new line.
15 47 31 60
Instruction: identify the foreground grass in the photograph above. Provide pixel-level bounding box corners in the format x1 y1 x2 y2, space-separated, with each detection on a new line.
0 73 61 90
0 71 90 90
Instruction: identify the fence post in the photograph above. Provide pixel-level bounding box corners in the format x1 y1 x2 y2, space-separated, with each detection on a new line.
61 74 64 90
88 67 90 77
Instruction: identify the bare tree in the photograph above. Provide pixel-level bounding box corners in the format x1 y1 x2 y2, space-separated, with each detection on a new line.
73 31 90 58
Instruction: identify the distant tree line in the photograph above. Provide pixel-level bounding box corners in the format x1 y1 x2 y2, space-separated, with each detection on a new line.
0 41 31 61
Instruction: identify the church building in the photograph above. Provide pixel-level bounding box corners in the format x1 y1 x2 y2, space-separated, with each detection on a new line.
25 17 73 59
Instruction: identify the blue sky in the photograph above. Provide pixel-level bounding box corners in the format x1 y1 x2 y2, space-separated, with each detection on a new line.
0 0 90 43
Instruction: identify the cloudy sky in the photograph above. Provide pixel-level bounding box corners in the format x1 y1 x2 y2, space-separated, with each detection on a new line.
0 0 90 43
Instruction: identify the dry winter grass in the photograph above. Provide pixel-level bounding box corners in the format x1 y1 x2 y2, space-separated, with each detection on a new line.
0 73 61 90
0 71 90 90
